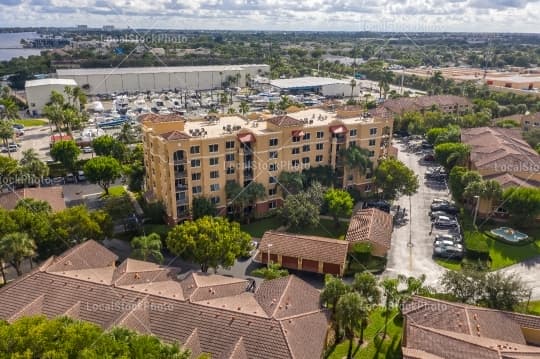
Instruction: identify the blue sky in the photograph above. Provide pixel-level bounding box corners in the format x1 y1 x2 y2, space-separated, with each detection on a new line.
0 0 539 32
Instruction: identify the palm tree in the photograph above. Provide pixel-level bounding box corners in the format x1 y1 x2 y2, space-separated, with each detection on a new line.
430 71 445 95
378 70 395 99
352 271 381 306
0 97 19 120
239 101 249 118
321 275 350 340
245 182 266 223
277 171 304 196
0 120 14 159
130 233 164 263
381 278 399 337
482 180 503 202
20 148 49 183
117 123 136 144
267 101 276 113
336 292 368 359
220 92 228 113
0 232 36 276
349 79 357 100
225 180 248 219
339 145 373 182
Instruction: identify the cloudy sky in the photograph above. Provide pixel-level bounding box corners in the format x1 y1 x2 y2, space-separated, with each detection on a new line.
0 0 539 32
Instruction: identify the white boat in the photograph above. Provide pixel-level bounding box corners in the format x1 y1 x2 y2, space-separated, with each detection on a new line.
114 95 129 114
88 101 104 112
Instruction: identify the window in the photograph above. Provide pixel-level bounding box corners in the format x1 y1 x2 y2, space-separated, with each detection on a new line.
291 159 300 167
226 140 235 149
303 132 311 140
210 196 220 204
190 146 200 154
269 138 278 146
302 157 310 164
369 128 377 136
269 176 277 184
209 144 219 153
269 200 277 209
269 187 277 196
210 171 219 179
191 172 201 181
292 136 301 143
191 159 201 167
350 129 357 137
226 167 235 175
292 147 300 155
269 151 278 159
226 153 235 162
302 145 310 152
269 163 277 172
192 186 202 195
209 157 219 166
368 150 375 157
368 139 376 146
315 155 323 162
316 143 324 150
210 183 220 192
349 141 356 147
316 131 324 139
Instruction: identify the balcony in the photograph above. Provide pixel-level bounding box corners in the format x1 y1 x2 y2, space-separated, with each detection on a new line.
174 159 187 165
174 171 187 178
175 184 188 191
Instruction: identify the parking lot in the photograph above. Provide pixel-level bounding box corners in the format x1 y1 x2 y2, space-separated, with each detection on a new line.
383 139 453 289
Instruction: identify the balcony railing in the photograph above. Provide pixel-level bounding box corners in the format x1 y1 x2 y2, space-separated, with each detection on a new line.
175 171 187 178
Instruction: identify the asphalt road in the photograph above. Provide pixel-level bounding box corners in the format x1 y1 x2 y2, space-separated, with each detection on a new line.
383 140 447 289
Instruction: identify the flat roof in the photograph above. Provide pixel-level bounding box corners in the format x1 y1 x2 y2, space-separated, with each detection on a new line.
56 64 269 76
270 76 350 89
25 78 77 88
485 75 540 83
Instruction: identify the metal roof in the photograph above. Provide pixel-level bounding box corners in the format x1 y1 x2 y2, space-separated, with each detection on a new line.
25 78 78 88
56 64 269 76
270 76 351 89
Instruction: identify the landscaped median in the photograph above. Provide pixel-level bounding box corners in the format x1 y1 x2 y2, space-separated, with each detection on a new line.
436 213 540 271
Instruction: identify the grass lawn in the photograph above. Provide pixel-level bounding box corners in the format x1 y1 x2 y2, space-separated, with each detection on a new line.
435 258 463 271
107 185 127 197
291 218 349 239
240 216 283 238
14 118 48 126
326 308 402 359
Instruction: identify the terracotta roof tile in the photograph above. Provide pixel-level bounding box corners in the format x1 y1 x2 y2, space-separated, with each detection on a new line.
267 115 304 127
346 208 393 250
218 336 248 359
255 231 349 266
383 95 471 115
184 328 202 359
160 130 191 140
0 241 329 359
140 113 186 123
46 240 118 273
0 186 65 212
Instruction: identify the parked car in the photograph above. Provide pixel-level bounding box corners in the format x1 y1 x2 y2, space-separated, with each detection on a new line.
7 143 18 152
433 245 464 259
429 211 456 221
433 215 459 229
65 173 76 183
82 146 93 153
434 233 463 244
423 153 435 162
77 170 86 182
365 200 391 213
421 141 434 149
12 124 24 130
430 203 459 215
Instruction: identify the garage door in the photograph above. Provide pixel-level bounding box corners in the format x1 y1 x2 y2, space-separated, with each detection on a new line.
323 262 341 276
302 259 319 273
281 255 298 270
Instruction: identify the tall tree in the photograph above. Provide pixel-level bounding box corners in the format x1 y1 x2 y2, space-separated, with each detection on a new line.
131 233 164 263
19 148 49 184
239 101 249 117
277 171 304 196
374 158 419 201
502 187 540 225
349 79 357 99
244 182 266 223
381 278 399 337
166 216 252 273
434 142 470 170
0 232 36 276
50 140 80 171
339 145 373 179
352 271 381 306
321 275 350 340
192 197 217 220
83 156 122 195
336 292 368 359
324 188 354 227
0 120 14 159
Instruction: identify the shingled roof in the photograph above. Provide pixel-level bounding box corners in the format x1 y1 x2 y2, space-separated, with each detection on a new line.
0 240 328 359
383 95 471 115
139 113 186 123
160 130 191 140
402 296 540 359
345 208 393 251
256 231 349 266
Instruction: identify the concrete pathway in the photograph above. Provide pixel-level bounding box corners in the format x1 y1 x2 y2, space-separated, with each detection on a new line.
499 256 540 300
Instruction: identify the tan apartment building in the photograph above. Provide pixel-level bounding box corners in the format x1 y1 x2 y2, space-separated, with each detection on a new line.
141 107 393 223
383 95 473 116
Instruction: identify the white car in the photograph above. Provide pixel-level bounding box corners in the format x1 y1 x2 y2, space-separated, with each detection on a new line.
82 146 93 153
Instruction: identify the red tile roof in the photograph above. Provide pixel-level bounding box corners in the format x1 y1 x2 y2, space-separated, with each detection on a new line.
256 231 349 266
140 113 186 123
267 115 304 127
0 240 328 359
403 296 540 359
0 186 66 212
160 130 191 140
383 95 472 115
346 208 393 251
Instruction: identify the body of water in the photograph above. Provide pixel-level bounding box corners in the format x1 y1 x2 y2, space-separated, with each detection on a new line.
0 32 43 61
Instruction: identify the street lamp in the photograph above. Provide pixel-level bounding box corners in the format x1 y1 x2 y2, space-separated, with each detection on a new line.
267 243 273 269
473 195 480 228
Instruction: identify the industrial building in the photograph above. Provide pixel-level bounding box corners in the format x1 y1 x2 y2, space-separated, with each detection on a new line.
56 64 270 94
24 78 77 115
141 106 393 224
270 76 361 97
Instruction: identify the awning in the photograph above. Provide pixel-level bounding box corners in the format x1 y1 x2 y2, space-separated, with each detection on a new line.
291 130 305 137
237 133 256 143
330 125 347 134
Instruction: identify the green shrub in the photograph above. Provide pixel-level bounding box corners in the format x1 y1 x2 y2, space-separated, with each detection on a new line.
351 242 373 261
464 231 490 260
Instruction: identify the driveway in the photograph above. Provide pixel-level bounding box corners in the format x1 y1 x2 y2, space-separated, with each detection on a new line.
382 140 447 289
499 256 540 300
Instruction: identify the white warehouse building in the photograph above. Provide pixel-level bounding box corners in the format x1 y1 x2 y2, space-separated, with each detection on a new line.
56 64 270 94
25 78 77 115
270 76 361 97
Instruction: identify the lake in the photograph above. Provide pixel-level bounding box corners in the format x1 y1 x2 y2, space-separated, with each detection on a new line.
0 32 43 61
